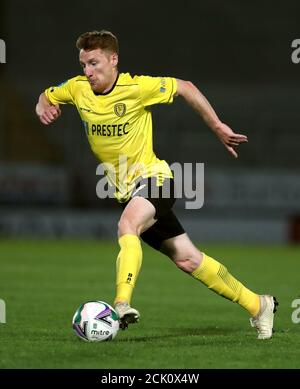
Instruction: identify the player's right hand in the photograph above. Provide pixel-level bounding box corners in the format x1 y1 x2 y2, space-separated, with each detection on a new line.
36 104 61 125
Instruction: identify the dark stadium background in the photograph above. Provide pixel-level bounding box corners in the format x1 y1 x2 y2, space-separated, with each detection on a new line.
1 0 300 372
1 0 300 244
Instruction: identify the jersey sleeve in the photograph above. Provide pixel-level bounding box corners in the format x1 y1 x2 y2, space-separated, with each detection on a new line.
135 76 177 107
44 79 75 105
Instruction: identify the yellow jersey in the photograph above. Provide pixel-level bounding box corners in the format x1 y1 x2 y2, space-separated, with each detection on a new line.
45 73 177 202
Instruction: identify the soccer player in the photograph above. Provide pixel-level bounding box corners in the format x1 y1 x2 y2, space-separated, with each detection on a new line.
36 30 278 339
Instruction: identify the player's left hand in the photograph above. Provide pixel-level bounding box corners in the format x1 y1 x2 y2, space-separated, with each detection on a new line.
214 122 248 158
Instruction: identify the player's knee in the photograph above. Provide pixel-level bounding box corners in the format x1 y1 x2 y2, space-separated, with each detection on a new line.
174 258 197 273
118 217 138 236
174 252 203 273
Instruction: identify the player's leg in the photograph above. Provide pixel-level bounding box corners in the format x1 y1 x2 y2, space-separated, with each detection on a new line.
141 212 259 312
160 232 278 339
114 176 175 327
114 196 156 323
160 233 260 315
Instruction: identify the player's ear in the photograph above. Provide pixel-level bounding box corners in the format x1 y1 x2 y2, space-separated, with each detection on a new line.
111 52 118 67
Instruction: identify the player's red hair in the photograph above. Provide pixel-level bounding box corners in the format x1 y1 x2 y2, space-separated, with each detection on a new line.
76 30 119 54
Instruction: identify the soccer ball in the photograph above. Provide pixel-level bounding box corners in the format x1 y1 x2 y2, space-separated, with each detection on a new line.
72 301 119 342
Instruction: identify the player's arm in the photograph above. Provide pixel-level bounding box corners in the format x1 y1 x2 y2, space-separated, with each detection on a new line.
36 78 75 125
36 92 61 125
176 79 248 158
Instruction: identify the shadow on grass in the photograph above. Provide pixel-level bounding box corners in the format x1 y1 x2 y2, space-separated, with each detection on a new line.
117 326 235 342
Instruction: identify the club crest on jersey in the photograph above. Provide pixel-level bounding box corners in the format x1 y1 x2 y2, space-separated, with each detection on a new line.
114 103 126 117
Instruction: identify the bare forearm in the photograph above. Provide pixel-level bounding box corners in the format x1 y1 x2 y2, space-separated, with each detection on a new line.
36 92 61 125
176 79 222 132
36 92 51 114
176 78 248 158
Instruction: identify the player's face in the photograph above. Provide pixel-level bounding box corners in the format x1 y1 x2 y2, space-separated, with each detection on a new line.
79 48 118 93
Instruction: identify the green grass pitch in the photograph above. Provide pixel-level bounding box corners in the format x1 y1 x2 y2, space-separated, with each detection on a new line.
0 239 299 369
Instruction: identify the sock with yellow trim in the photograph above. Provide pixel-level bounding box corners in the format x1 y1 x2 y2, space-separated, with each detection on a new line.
114 234 142 306
191 253 260 317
